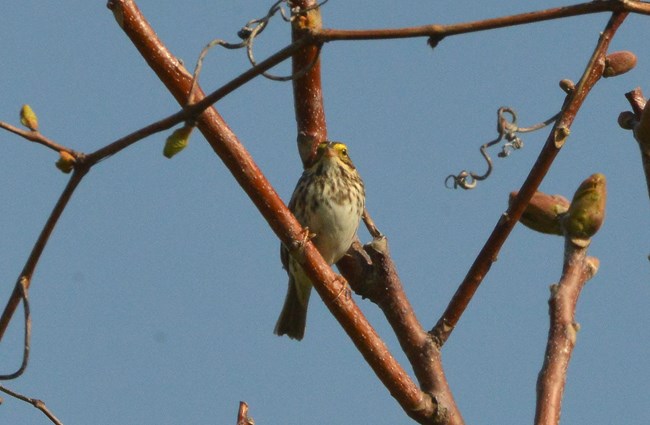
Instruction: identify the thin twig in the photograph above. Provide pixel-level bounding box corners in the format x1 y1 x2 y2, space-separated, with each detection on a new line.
0 3 311 343
0 167 88 342
431 11 629 347
311 1 649 43
0 121 74 154
0 385 64 425
87 37 309 164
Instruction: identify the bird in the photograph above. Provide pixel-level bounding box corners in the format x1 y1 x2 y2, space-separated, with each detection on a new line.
274 141 365 340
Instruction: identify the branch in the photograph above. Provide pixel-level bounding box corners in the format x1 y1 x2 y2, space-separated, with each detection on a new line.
431 11 629 346
338 239 461 423
534 245 599 425
0 121 73 154
0 385 64 425
291 1 461 422
621 88 650 201
0 167 88 341
311 1 649 44
107 1 436 422
290 0 328 166
236 401 254 425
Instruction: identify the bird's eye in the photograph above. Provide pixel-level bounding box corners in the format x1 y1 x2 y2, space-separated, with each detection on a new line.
341 149 348 156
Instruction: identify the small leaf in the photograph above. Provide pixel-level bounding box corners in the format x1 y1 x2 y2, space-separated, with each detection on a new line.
55 151 76 174
20 104 39 131
163 125 193 159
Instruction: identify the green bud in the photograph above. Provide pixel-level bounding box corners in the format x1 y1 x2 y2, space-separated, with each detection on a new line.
20 104 39 131
55 151 75 173
510 191 570 235
163 125 193 159
563 173 607 240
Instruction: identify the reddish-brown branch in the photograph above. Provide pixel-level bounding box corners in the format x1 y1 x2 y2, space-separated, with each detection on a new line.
624 87 647 118
290 0 328 166
236 401 253 425
312 1 649 43
431 11 628 347
622 88 650 200
534 243 599 425
291 0 463 422
339 238 462 423
291 1 464 422
107 1 436 422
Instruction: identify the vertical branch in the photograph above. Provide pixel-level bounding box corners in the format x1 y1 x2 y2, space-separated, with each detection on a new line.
290 1 464 422
290 0 327 166
622 88 650 201
534 244 599 425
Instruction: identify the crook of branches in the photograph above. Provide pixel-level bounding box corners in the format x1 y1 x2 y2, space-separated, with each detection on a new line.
188 0 328 103
445 107 559 190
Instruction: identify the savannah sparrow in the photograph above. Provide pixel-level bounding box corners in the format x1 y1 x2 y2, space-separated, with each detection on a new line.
274 141 365 340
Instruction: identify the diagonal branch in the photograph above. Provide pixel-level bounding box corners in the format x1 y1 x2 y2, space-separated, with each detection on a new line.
0 166 89 341
534 241 599 425
0 121 73 154
431 11 629 346
0 385 64 425
107 1 438 422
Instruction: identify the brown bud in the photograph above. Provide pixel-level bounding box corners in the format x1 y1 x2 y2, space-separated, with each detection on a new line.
55 151 76 174
563 173 607 241
603 51 637 78
618 111 637 130
510 191 570 235
559 79 575 94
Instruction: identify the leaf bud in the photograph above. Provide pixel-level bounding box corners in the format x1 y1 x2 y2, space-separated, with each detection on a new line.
19 104 39 131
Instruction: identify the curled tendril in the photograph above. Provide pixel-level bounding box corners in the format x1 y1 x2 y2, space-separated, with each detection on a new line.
445 107 559 190
188 0 328 102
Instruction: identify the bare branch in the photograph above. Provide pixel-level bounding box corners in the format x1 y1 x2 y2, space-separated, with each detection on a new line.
107 1 437 422
0 167 88 342
290 0 328 166
311 1 649 44
534 245 599 425
236 401 254 425
0 121 73 154
0 385 64 425
431 11 629 347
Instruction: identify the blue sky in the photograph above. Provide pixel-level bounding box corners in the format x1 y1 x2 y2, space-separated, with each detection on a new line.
1 1 649 424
